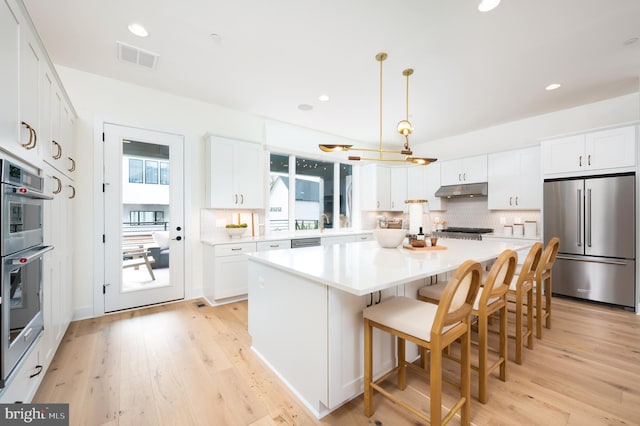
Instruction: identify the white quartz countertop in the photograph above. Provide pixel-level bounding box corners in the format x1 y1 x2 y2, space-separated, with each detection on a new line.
247 239 532 296
201 229 373 246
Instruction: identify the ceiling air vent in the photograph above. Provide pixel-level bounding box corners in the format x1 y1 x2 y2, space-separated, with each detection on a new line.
116 41 159 70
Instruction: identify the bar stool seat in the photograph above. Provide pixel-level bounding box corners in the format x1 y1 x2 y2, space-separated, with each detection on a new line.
363 260 482 426
418 249 517 404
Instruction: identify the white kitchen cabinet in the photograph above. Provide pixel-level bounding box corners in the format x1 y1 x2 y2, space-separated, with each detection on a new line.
42 66 76 178
440 155 487 186
256 239 290 251
0 337 44 403
488 146 541 210
205 135 264 209
327 286 397 408
322 234 356 245
542 126 636 176
205 242 257 300
407 163 443 211
18 24 43 165
390 167 407 211
0 0 21 163
360 164 405 212
42 166 75 360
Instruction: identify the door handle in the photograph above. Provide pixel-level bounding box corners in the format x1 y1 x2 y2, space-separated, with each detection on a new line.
171 236 182 241
586 188 592 247
577 188 582 247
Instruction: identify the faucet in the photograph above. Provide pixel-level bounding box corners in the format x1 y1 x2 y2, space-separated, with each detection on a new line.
320 214 330 232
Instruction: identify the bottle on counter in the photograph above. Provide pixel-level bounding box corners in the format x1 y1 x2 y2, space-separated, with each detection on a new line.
417 227 425 241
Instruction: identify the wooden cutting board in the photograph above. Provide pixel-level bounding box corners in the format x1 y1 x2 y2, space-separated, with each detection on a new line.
402 244 447 251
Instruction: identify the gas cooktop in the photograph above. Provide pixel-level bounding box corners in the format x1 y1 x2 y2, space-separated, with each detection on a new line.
432 227 494 240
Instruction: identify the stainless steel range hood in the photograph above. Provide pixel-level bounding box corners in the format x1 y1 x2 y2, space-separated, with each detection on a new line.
435 182 488 198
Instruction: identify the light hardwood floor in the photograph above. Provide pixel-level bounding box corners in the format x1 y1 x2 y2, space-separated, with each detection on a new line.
34 297 640 425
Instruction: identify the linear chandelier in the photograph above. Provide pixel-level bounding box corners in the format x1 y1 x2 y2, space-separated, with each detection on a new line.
319 52 437 166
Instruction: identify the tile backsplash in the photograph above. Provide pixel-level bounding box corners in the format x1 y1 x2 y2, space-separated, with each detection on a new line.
361 197 540 233
434 198 540 231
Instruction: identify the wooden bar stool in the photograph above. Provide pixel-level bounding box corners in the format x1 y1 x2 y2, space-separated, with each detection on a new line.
507 242 542 364
419 249 517 404
363 260 482 426
535 237 560 338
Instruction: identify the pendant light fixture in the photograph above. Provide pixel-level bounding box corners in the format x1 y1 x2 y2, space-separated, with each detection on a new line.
319 52 436 166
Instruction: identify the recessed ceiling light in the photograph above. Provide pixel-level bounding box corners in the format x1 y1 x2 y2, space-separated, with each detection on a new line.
545 83 562 91
298 104 313 111
318 94 330 102
128 23 149 37
478 0 501 12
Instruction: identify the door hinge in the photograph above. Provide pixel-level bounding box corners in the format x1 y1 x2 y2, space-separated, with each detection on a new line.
103 284 106 294
102 183 105 192
102 234 105 243
102 132 105 142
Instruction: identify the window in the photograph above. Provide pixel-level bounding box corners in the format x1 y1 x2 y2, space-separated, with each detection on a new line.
268 153 352 232
160 162 170 185
145 160 158 184
129 211 164 225
128 159 143 183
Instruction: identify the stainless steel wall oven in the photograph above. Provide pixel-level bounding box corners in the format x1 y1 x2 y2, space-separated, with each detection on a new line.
0 160 53 387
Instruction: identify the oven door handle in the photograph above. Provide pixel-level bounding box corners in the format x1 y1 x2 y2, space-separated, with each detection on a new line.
7 187 54 200
7 245 54 265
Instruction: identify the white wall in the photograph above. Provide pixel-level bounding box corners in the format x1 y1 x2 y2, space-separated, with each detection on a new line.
57 65 266 317
413 93 640 160
59 63 640 318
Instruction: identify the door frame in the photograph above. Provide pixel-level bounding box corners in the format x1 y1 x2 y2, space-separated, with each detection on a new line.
92 117 193 316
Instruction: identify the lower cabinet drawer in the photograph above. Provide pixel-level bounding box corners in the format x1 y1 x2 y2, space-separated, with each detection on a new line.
256 240 291 251
0 338 44 403
214 242 256 257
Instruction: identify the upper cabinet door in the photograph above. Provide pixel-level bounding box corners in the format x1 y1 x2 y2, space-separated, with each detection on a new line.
389 167 407 211
489 146 541 210
585 126 636 171
542 125 636 176
542 134 586 174
440 155 487 185
0 1 20 160
206 135 264 209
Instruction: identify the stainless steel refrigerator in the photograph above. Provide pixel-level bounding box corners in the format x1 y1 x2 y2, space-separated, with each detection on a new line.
543 174 636 310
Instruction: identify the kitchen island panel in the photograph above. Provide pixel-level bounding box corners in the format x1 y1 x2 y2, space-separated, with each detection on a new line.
248 261 329 414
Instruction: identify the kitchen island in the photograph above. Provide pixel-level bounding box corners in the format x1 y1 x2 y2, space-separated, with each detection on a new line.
247 238 531 418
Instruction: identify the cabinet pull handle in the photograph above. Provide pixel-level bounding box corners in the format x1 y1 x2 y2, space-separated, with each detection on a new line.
579 155 582 167
367 293 373 307
52 176 62 194
234 194 238 204
463 173 466 181
68 157 76 172
21 121 37 149
52 140 62 159
376 290 382 304
377 201 380 208
515 196 518 206
509 196 512 206
29 365 43 379
68 185 76 199
587 154 591 166
240 194 244 204
231 248 242 251
458 173 462 182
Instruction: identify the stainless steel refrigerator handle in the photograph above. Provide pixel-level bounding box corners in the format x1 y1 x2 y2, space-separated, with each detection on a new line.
577 188 582 247
8 245 55 265
586 188 592 247
557 254 628 266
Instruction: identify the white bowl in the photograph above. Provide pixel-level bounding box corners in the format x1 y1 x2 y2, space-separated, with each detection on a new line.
374 228 407 248
225 227 248 238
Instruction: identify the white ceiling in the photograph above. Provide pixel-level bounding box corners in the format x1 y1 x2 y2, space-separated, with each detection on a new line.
23 0 640 149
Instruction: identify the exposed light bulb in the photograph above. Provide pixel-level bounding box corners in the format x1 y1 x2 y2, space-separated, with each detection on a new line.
545 83 562 91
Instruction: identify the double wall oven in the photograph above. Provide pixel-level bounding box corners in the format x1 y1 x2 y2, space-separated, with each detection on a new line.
0 160 53 387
